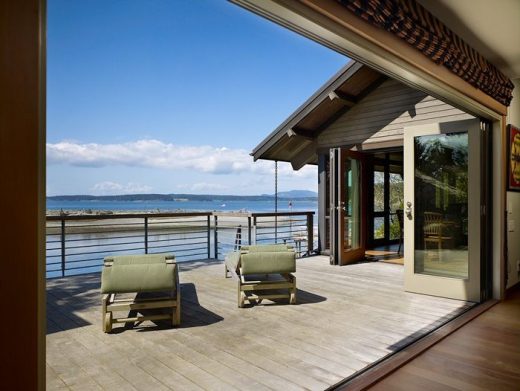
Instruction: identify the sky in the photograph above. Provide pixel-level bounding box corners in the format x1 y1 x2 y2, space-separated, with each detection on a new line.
46 0 347 196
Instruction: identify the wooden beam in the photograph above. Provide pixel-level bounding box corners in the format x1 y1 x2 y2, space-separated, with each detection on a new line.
328 90 357 107
286 127 315 141
291 141 317 170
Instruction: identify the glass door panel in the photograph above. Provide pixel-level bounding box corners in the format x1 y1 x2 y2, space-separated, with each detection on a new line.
343 157 361 252
373 167 386 241
389 170 404 240
414 132 469 278
404 119 481 302
330 148 366 265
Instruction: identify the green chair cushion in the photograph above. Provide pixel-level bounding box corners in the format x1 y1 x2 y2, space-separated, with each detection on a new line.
241 251 296 275
101 254 177 294
241 244 292 252
104 253 174 265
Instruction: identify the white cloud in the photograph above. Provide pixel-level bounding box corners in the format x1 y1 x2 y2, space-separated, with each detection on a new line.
46 139 317 181
91 181 152 195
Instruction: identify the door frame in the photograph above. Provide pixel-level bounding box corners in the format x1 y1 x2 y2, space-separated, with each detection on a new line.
403 119 482 302
367 152 404 249
330 148 367 265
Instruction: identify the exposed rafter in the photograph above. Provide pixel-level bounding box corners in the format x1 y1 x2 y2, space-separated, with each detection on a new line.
286 128 315 141
328 90 357 107
290 140 317 170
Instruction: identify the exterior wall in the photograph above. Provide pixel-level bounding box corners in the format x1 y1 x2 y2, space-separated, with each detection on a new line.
317 78 474 148
507 78 520 289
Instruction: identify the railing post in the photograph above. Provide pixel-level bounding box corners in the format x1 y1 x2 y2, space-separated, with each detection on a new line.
253 216 257 245
307 213 314 255
214 215 218 260
207 215 211 259
60 218 66 277
247 216 252 245
144 216 149 254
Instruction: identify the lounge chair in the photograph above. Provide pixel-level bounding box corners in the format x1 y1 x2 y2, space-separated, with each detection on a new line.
101 253 180 332
225 244 296 307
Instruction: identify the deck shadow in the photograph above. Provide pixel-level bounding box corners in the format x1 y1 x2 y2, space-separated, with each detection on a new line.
110 282 224 333
242 288 327 307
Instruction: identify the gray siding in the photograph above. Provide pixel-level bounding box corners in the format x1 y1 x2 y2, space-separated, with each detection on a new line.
317 79 474 148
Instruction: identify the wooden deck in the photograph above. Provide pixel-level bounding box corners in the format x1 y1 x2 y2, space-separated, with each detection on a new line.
369 285 520 391
46 256 473 390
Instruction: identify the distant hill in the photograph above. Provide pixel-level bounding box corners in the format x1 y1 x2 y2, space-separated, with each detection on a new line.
47 191 318 202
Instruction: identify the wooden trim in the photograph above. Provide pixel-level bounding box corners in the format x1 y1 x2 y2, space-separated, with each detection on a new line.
0 1 46 389
296 0 507 117
338 149 367 264
38 0 47 389
501 116 508 299
330 299 498 390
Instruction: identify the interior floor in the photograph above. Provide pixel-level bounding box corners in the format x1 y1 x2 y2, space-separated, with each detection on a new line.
366 244 404 265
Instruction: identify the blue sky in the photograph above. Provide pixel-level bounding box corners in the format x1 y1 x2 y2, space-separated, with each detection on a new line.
47 0 347 196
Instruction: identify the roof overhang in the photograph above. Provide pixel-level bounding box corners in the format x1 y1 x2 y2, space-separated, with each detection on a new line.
251 61 386 167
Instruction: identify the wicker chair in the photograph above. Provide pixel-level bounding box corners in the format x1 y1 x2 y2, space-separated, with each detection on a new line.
423 212 454 259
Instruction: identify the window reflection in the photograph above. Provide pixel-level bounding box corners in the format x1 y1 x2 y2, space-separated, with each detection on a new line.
414 132 469 279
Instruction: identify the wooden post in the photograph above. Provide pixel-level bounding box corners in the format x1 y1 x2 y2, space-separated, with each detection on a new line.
307 213 314 255
60 218 66 277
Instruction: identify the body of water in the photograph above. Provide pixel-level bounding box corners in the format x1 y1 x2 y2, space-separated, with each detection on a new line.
47 198 318 214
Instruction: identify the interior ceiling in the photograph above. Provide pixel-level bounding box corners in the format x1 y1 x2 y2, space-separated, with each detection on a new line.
418 0 520 79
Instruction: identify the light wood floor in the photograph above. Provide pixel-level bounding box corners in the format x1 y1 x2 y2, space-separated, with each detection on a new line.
46 257 472 390
369 285 520 391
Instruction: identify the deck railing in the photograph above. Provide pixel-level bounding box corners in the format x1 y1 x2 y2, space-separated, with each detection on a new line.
46 211 315 278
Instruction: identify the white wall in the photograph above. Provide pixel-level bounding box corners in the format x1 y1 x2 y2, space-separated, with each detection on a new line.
506 78 520 289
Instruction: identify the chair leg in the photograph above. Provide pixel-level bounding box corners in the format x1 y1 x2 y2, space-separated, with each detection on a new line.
290 275 297 305
102 294 112 333
173 288 181 327
238 281 245 308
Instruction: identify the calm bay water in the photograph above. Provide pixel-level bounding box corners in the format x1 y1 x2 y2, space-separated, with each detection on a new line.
47 198 318 213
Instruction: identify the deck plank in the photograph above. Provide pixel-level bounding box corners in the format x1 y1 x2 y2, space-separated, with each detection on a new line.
47 257 471 390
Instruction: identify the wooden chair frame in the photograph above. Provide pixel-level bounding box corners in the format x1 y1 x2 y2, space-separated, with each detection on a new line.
226 263 296 307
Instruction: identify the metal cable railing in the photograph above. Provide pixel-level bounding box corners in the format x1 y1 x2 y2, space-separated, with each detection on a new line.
46 211 315 278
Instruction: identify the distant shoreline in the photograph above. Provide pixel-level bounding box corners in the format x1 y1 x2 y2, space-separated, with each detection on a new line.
46 191 318 203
